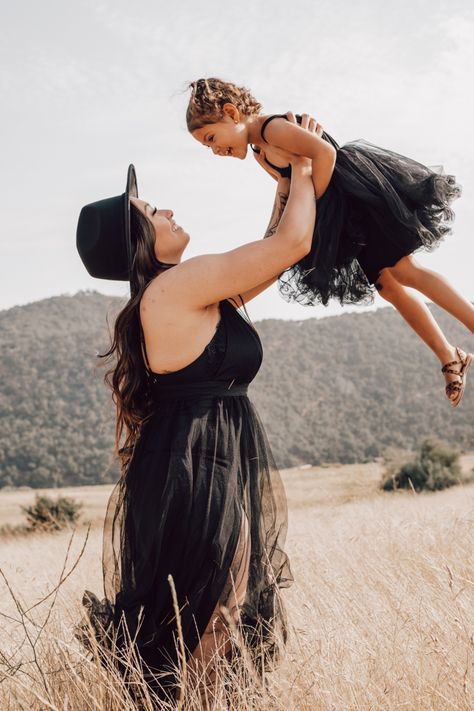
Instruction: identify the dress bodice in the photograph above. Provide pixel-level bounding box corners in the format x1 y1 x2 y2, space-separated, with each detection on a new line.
147 298 263 397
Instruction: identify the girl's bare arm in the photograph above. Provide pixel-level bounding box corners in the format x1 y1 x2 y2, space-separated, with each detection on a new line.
230 112 323 305
261 116 336 198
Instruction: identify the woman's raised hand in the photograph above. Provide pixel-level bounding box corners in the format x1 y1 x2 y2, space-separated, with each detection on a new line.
286 111 324 136
287 112 323 175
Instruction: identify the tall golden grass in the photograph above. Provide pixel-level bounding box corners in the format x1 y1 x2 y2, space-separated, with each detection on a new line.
0 459 473 710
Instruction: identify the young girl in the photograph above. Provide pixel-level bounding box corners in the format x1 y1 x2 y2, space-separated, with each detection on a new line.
186 77 474 408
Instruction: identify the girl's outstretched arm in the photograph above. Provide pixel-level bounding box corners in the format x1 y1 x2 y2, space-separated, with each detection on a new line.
262 116 336 198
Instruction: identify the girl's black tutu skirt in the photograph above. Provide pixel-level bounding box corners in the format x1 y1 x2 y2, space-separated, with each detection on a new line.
279 133 462 306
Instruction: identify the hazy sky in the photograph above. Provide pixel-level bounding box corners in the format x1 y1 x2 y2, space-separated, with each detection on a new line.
1 0 473 320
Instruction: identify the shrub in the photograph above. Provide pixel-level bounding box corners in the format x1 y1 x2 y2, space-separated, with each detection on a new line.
21 494 82 532
379 447 414 490
0 523 31 537
381 438 462 492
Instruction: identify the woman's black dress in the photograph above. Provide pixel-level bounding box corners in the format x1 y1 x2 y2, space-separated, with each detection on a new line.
91 297 292 696
257 114 462 306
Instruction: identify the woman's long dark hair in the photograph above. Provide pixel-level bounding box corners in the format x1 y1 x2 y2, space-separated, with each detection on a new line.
99 203 172 472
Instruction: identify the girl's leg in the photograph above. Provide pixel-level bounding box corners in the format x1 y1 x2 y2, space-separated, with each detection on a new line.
375 269 466 402
389 255 474 333
375 268 456 364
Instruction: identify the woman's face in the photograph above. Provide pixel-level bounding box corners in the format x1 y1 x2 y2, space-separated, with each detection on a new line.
191 110 249 160
131 198 190 264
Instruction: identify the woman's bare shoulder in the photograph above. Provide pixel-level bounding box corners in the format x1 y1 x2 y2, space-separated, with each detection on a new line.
139 276 225 374
140 272 205 327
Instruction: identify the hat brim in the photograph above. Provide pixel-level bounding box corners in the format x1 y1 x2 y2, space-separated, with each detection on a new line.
124 164 138 274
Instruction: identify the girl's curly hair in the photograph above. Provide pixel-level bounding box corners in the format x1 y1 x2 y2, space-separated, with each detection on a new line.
186 77 262 131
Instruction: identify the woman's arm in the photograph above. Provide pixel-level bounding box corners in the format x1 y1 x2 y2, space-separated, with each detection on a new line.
261 117 336 199
227 175 290 305
151 156 316 311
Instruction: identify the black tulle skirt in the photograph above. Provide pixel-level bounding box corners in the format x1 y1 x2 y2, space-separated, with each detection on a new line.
279 133 462 306
100 391 292 697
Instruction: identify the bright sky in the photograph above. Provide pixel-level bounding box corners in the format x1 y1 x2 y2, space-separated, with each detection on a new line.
1 0 473 320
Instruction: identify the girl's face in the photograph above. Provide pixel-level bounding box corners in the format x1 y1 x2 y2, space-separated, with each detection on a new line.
191 109 249 160
131 198 190 264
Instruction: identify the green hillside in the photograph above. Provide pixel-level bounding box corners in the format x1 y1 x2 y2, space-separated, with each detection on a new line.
1 291 473 487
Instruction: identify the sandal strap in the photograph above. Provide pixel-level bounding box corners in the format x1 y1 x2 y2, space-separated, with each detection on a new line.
441 349 467 374
446 381 462 396
442 366 466 376
442 348 471 406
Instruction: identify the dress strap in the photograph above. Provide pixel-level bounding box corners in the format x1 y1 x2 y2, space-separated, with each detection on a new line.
138 319 153 375
251 115 292 179
264 160 292 179
239 297 254 326
227 294 247 311
227 294 258 332
257 113 338 178
260 113 288 143
260 113 339 151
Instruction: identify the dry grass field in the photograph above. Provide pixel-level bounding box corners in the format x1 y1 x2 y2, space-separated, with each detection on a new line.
1 456 473 710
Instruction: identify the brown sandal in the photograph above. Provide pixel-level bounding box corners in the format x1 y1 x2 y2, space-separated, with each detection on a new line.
441 347 473 408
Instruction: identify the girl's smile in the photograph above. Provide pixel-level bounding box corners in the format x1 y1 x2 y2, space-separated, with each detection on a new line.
191 113 250 160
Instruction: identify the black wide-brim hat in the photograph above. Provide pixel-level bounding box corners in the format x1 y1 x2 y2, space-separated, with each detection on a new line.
76 164 138 281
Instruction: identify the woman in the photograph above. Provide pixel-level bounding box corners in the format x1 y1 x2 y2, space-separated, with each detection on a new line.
75 115 323 704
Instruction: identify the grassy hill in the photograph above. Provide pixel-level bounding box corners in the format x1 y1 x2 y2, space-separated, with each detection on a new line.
1 290 473 487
